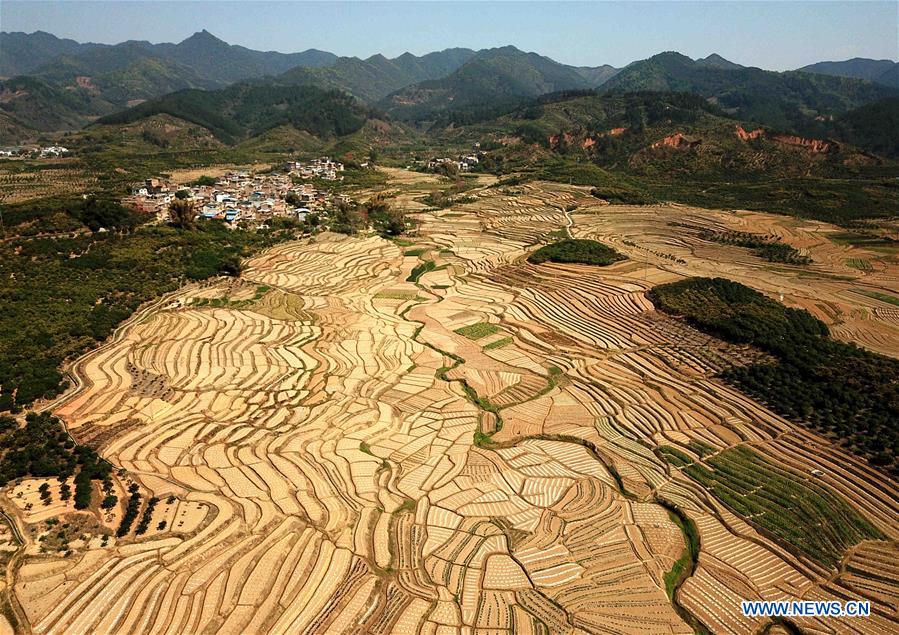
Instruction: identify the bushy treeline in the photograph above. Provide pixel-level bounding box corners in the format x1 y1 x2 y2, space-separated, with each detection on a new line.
0 203 297 410
528 239 626 266
700 230 811 265
0 412 111 508
649 277 899 472
2 195 138 237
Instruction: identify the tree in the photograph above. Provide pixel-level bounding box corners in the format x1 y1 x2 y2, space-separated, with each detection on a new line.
174 189 190 200
168 198 196 229
381 208 406 236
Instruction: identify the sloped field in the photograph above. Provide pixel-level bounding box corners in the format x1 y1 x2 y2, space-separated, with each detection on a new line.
6 173 898 634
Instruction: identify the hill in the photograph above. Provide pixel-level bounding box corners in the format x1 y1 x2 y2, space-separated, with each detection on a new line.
2 30 338 106
798 58 899 88
826 97 899 158
93 82 369 144
0 31 103 76
381 46 594 121
573 64 620 86
601 52 897 132
278 48 476 103
459 91 875 176
442 91 899 223
874 63 899 89
0 75 116 139
694 53 744 70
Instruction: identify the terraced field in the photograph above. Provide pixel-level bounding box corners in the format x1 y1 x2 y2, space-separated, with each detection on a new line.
3 171 897 634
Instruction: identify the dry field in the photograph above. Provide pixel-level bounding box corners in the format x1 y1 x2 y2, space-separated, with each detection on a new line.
3 171 898 634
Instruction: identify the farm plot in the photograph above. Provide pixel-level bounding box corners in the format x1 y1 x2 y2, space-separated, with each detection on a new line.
6 171 898 635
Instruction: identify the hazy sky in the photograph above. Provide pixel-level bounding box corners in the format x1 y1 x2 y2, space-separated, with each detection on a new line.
2 1 897 70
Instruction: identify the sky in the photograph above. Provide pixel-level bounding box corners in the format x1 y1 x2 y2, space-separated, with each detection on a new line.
2 1 897 70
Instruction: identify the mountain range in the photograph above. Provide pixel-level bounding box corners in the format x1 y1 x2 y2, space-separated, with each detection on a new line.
1 29 897 159
798 58 899 88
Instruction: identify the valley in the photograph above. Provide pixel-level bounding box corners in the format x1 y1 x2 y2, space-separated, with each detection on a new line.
1 15 898 634
1 170 896 634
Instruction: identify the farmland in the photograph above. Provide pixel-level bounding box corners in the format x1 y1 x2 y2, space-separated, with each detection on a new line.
0 169 897 634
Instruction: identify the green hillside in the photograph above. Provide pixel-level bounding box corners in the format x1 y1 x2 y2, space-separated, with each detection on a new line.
438 91 899 223
602 52 897 132
798 58 898 88
278 49 476 103
0 75 115 137
94 83 369 144
381 46 593 121
0 30 102 76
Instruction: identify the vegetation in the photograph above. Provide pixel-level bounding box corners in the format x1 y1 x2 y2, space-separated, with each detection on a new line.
661 503 700 600
448 91 899 225
601 52 896 134
649 277 899 472
422 179 477 208
483 337 513 350
528 239 626 266
168 197 196 229
0 412 111 508
0 199 298 411
96 83 369 144
117 484 141 537
135 496 159 535
454 323 501 340
382 46 592 121
674 445 883 567
407 260 436 283
699 229 811 265
853 289 899 307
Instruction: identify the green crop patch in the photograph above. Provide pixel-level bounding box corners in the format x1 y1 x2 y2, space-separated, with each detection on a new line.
483 337 513 350
854 288 899 307
679 446 883 567
455 322 501 340
407 260 436 283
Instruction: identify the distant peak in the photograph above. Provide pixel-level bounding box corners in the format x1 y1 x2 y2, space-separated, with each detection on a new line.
696 53 743 69
180 30 226 46
650 51 692 61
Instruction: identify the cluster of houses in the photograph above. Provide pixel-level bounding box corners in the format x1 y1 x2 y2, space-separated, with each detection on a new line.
0 145 71 158
127 169 347 227
424 153 481 173
285 157 344 181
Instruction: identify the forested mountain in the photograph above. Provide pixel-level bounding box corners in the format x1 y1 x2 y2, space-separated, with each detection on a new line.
2 29 896 154
601 52 898 132
875 64 899 89
797 58 899 88
0 75 117 134
456 90 877 177
826 97 899 158
94 82 370 143
148 30 337 84
278 48 477 102
694 53 744 70
0 31 103 76
380 46 596 121
1 30 337 106
435 90 899 222
573 64 620 86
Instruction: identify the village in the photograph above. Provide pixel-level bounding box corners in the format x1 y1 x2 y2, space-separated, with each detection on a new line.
0 144 71 158
126 157 348 227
